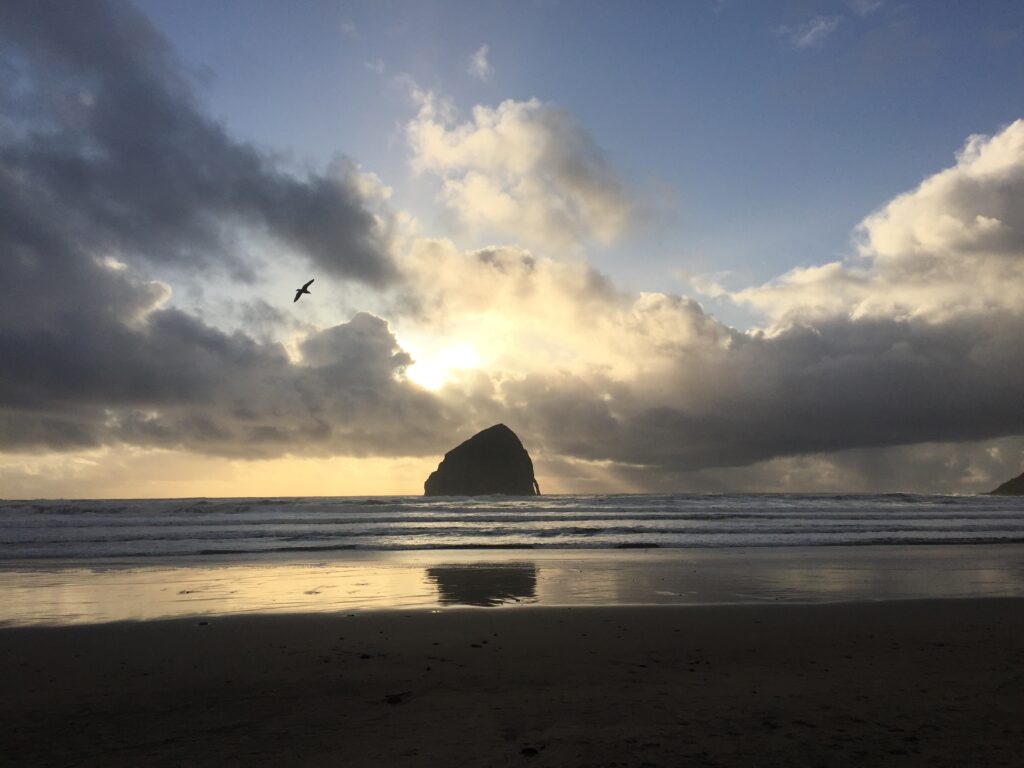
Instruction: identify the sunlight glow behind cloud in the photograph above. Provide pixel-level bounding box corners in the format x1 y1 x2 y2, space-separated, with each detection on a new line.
405 343 482 391
3 0 1024 495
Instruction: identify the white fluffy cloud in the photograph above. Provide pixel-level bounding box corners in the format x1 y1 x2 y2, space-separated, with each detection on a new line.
731 120 1024 325
407 94 634 253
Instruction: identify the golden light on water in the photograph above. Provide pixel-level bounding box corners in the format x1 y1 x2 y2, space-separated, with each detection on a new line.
5 547 1024 627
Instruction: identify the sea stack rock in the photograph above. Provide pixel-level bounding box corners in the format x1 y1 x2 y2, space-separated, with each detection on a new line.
424 424 540 496
990 471 1024 495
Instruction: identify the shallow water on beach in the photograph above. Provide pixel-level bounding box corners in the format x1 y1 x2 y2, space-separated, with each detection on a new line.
3 545 1024 626
2 493 1024 560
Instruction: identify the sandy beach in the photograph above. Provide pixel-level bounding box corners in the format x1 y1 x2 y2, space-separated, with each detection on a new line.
4 598 1024 767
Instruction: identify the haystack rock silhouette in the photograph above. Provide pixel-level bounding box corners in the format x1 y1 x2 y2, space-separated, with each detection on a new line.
990 471 1024 495
424 424 540 496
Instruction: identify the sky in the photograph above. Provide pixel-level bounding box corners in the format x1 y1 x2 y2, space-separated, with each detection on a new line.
2 0 1024 497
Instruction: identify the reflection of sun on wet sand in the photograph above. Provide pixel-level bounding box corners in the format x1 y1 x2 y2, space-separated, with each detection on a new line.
6 546 1024 625
4 600 1024 766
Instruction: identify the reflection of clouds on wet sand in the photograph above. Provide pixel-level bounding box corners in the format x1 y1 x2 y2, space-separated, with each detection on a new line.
426 564 537 606
765 551 1024 601
533 547 1024 605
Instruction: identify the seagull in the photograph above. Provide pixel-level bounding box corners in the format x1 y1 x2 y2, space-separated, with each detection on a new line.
294 278 314 303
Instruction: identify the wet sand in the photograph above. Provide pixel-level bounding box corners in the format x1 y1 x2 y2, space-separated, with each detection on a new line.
5 544 1024 625
4 599 1024 767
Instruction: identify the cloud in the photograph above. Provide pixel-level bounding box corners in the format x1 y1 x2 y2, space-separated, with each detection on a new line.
730 119 1024 323
390 116 1024 488
406 93 634 253
849 0 883 16
779 16 842 48
568 436 1024 495
468 44 492 81
17 104 1018 481
394 238 721 381
4 0 1024 494
0 289 456 459
480 308 1024 476
0 0 449 460
0 0 396 285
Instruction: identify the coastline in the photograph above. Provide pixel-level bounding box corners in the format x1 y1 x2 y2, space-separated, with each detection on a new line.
4 542 1024 626
5 599 1023 766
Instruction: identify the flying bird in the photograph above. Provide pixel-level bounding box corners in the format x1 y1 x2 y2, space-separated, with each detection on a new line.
294 278 314 303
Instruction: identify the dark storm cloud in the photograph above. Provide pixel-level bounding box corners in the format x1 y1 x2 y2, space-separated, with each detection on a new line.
0 1 444 458
101 311 446 459
1 303 450 458
499 310 1024 475
0 0 395 283
560 435 1024 495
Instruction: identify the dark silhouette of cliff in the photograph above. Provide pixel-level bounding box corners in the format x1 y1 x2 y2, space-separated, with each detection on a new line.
424 424 540 496
990 471 1024 495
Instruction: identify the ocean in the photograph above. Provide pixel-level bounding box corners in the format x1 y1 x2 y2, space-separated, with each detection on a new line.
4 493 1024 624
3 493 1024 561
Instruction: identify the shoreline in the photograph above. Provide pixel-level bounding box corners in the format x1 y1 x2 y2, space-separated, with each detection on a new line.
5 542 1024 627
4 599 1023 766
4 542 1024 627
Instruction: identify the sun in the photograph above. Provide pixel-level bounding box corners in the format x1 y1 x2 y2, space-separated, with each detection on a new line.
405 343 481 390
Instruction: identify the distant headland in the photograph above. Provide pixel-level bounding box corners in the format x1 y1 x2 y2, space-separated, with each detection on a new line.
990 470 1024 495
